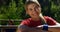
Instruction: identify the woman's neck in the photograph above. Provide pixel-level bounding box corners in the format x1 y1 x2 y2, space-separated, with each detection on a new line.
32 17 40 21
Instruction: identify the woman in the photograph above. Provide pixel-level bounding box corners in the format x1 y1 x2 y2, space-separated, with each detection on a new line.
16 0 59 32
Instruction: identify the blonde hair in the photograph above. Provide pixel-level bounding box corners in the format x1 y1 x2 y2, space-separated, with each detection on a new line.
25 1 47 24
25 1 40 10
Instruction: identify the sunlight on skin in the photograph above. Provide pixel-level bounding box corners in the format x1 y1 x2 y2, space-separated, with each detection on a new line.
37 24 60 27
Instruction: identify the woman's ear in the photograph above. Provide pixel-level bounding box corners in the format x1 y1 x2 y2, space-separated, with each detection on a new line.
26 11 28 14
26 10 28 14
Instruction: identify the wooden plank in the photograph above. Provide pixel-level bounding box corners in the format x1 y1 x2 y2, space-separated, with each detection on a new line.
48 27 60 32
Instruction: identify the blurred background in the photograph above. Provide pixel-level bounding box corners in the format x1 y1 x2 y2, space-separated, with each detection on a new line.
0 0 60 32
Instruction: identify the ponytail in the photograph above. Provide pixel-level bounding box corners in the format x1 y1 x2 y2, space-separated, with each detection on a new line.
39 13 47 24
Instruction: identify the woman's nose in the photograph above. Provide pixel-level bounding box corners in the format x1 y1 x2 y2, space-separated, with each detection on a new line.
34 8 37 11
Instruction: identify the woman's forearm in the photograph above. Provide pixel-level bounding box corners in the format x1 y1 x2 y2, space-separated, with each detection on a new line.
16 25 42 32
28 27 42 32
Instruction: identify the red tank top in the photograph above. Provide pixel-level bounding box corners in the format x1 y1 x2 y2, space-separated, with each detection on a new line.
20 16 56 27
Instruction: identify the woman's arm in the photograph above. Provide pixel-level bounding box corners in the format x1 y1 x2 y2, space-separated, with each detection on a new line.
16 25 42 32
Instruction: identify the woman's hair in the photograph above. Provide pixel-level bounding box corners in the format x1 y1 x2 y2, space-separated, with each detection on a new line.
24 1 40 10
25 1 47 24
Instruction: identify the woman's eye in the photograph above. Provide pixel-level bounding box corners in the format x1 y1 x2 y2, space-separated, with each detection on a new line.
30 8 33 10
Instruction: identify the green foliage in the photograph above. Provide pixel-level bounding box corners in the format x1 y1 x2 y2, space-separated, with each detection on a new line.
16 0 26 19
39 0 60 23
6 0 17 19
51 1 60 23
0 0 60 25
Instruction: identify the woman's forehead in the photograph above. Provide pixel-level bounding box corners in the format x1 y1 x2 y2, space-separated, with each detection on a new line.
27 3 37 8
29 4 35 6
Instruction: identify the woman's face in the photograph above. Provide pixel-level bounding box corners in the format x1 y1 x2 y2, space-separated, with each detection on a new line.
26 3 41 18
